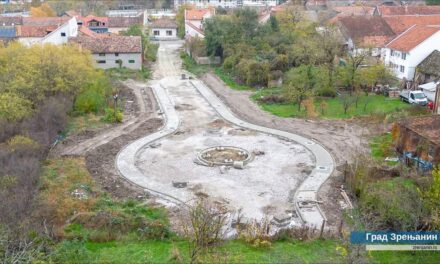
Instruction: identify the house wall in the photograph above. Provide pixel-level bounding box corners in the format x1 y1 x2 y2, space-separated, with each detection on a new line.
92 52 142 70
150 27 178 40
18 17 78 46
185 22 204 38
384 31 440 80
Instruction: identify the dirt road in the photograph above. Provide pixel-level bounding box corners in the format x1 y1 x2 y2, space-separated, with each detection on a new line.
201 74 369 165
61 80 158 156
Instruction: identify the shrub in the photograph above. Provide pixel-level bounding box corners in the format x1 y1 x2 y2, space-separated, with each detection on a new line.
102 108 123 123
74 90 106 114
360 178 428 230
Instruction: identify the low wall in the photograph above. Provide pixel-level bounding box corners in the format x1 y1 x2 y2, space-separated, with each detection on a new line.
194 56 221 65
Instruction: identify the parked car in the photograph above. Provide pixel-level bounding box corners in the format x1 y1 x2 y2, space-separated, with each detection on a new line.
399 90 428 106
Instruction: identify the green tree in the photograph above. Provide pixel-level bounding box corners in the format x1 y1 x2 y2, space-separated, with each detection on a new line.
420 166 440 229
283 65 316 111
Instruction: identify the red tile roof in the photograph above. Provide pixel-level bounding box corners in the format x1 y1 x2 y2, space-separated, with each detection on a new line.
0 16 23 26
378 6 440 16
23 16 70 26
338 16 395 47
398 115 440 146
383 15 440 34
185 9 212 21
78 15 108 25
69 35 142 53
78 26 101 38
108 16 143 28
333 6 375 16
16 25 57 37
151 18 178 29
386 25 440 52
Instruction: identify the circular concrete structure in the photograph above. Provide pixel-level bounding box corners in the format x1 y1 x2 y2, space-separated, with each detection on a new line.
197 146 252 166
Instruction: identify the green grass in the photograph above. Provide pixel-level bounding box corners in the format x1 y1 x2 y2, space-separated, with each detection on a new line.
369 133 400 165
252 88 411 119
51 237 440 263
65 113 108 136
180 52 210 76
52 238 345 263
105 67 151 81
214 67 253 91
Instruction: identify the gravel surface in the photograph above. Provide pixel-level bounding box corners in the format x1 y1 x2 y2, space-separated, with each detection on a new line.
200 73 370 228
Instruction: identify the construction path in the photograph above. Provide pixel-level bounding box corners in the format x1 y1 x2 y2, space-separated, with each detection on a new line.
62 80 157 156
116 41 335 228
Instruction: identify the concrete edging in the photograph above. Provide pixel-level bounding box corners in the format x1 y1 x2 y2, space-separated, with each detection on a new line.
190 80 335 227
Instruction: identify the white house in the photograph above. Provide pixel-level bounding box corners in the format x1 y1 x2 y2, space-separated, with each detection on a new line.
69 35 143 70
184 8 214 39
383 25 440 80
1 16 79 46
150 18 178 40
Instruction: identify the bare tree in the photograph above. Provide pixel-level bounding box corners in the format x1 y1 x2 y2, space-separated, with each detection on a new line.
181 199 227 264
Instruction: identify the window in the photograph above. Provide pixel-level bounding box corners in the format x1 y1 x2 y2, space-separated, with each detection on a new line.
96 60 106 64
99 53 105 57
390 49 394 56
115 53 119 56
400 65 405 73
402 53 406 60
128 60 135 64
61 32 66 37
154 30 160 36
166 30 172 36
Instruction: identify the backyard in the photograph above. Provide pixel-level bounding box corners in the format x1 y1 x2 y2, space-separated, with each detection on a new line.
252 88 413 119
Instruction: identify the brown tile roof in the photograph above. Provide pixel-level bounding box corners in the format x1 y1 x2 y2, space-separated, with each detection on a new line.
78 26 101 38
383 15 440 34
151 18 177 29
185 9 212 21
378 6 440 16
399 115 440 146
0 16 23 26
333 6 375 16
23 17 69 26
16 25 57 37
338 16 395 47
69 35 142 53
108 16 143 28
386 25 440 52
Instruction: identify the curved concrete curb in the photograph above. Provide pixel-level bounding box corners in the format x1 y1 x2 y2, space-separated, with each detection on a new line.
115 82 184 205
190 80 335 228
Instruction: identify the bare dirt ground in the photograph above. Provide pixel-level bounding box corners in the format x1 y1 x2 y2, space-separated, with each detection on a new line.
58 80 158 156
86 118 163 199
52 79 162 199
201 73 371 228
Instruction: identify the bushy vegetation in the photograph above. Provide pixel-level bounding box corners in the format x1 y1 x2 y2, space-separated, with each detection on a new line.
180 52 210 76
204 7 398 119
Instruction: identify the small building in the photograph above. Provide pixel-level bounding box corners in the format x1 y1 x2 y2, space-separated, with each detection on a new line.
69 35 142 70
150 18 178 40
384 25 440 80
394 115 440 166
184 8 214 39
417 50 440 83
108 16 144 34
337 16 395 57
77 15 109 33
0 16 78 45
